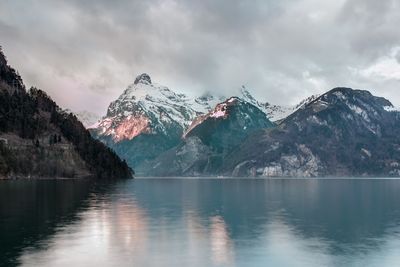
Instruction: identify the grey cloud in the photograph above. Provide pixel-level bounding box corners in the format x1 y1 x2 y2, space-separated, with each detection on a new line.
337 0 400 58
0 0 400 113
396 51 400 64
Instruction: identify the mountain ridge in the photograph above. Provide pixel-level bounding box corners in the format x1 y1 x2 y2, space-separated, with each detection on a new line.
90 73 292 171
89 73 400 178
140 97 275 176
222 87 400 177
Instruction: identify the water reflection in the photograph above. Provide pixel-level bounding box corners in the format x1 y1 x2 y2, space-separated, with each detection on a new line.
210 216 234 265
0 180 95 266
1 179 400 266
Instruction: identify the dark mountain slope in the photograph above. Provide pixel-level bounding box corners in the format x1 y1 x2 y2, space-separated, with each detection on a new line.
141 97 275 176
0 47 132 179
223 88 400 177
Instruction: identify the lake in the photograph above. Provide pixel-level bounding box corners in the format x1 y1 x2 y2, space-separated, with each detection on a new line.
1 178 400 267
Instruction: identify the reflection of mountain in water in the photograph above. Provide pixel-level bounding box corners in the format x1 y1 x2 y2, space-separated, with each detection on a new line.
274 180 400 252
126 179 400 257
4 179 400 266
0 180 117 266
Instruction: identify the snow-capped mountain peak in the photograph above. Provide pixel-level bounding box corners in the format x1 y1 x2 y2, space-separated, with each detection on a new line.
233 86 321 122
239 86 257 102
92 74 201 142
231 86 291 122
134 73 152 85
92 73 321 143
294 94 320 110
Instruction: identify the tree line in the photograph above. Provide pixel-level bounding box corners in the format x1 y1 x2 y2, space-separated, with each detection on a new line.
0 48 133 179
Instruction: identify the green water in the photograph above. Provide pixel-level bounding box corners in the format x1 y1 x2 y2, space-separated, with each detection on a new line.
1 178 400 267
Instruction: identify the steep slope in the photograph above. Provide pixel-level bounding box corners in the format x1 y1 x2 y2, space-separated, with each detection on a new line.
90 73 201 169
237 86 290 121
223 88 400 177
90 74 253 169
0 47 132 179
0 48 24 95
235 86 319 122
141 97 275 176
95 73 200 138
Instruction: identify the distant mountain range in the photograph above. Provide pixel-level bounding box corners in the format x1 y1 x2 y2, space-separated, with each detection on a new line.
2 44 399 178
90 73 400 177
224 88 400 177
89 73 315 174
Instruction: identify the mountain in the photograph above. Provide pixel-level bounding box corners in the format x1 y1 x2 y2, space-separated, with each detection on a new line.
222 87 400 177
71 110 100 128
90 73 201 169
91 73 199 140
90 73 321 173
140 97 275 176
232 86 319 122
0 47 132 179
87 74 224 169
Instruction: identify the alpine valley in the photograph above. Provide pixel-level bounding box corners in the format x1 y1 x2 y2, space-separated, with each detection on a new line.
90 73 400 177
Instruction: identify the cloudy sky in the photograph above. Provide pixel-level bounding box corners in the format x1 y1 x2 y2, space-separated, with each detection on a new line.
1 0 400 114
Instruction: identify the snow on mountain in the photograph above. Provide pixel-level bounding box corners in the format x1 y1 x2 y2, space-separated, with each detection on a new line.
184 96 275 138
183 97 234 138
92 73 199 141
187 86 318 122
236 86 319 122
143 97 275 176
235 86 290 121
190 93 227 114
91 73 318 142
64 109 100 128
222 87 400 177
384 105 400 112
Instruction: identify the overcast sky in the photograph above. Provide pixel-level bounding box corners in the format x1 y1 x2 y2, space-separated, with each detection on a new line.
1 0 400 114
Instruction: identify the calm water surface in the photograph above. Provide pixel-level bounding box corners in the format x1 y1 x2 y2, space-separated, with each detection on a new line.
1 178 400 267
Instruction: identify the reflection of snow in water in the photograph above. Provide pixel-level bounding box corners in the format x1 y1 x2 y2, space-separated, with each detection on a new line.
16 180 400 267
19 198 151 267
210 215 234 266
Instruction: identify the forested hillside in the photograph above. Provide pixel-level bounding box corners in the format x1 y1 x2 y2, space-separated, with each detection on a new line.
0 47 133 179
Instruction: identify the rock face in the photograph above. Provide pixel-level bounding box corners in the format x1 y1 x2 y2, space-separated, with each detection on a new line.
0 48 132 179
134 73 152 85
90 75 307 172
141 97 275 176
184 97 275 152
90 71 400 178
90 73 276 170
90 73 201 169
223 88 400 177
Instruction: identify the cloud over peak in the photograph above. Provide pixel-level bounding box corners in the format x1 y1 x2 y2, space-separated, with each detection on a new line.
1 0 399 113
